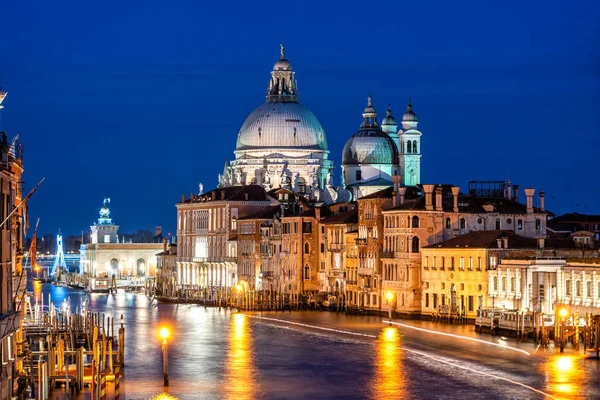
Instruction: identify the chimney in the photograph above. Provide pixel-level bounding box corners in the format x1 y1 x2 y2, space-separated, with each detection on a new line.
451 186 460 212
506 180 512 200
392 175 401 208
315 207 321 221
280 204 285 217
538 237 545 249
502 237 508 249
423 184 435 211
524 188 535 214
496 238 502 249
244 193 249 201
181 194 185 203
539 190 545 211
512 184 519 203
435 187 443 211
163 238 168 252
399 187 407 205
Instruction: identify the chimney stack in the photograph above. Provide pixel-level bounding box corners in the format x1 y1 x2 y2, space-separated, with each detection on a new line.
524 188 535 214
502 237 508 249
539 190 545 211
399 187 407 205
451 186 460 213
423 184 435 211
435 187 443 211
392 175 401 207
506 180 512 200
163 238 168 252
513 184 519 203
496 238 502 249
538 237 545 249
315 207 321 221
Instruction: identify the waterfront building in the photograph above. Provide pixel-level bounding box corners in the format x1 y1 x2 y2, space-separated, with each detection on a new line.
0 89 26 399
79 199 163 277
489 234 600 315
420 230 525 320
175 185 272 292
380 180 547 315
156 240 177 298
320 208 358 303
355 186 395 310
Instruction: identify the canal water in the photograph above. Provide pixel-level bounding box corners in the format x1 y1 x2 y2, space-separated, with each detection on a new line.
32 282 600 399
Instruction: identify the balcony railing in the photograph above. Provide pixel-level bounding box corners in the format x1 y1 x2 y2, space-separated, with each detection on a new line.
357 268 373 275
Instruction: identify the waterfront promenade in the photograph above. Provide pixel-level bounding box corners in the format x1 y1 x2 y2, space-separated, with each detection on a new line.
36 284 598 400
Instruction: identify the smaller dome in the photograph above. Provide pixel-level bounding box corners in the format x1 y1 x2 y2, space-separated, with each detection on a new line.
382 106 397 126
342 129 400 165
274 58 292 71
403 100 418 122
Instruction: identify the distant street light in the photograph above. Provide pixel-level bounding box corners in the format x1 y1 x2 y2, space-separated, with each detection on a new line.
386 292 393 324
159 327 170 386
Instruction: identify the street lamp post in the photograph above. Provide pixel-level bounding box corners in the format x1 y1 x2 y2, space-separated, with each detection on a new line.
236 284 242 310
559 308 567 353
386 291 393 324
159 327 170 386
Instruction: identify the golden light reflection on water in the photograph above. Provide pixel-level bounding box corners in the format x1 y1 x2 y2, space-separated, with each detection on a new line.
373 327 406 399
224 313 258 400
543 355 586 399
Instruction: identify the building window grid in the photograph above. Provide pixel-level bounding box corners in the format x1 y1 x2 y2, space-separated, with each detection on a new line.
468 257 473 271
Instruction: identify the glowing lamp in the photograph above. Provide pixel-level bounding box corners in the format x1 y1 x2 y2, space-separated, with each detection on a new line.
559 308 567 318
159 327 170 341
236 284 242 292
386 292 393 301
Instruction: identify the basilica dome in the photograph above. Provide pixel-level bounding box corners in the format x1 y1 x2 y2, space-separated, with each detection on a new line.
236 102 328 150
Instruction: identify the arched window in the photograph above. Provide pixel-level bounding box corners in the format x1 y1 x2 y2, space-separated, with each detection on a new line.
400 140 404 154
413 140 417 153
231 216 237 230
304 242 310 254
536 219 541 230
412 216 419 228
445 217 451 229
110 258 119 277
407 141 412 153
460 218 466 229
412 236 420 253
303 264 310 280
495 218 501 230
517 219 523 230
136 258 146 277
565 279 571 296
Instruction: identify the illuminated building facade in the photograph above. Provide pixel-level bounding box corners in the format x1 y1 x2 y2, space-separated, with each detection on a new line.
0 89 26 399
79 199 162 277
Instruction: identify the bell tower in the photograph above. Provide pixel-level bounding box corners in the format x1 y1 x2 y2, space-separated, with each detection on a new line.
399 99 422 186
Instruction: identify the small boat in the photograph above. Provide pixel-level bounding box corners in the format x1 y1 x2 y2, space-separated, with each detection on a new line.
86 277 112 294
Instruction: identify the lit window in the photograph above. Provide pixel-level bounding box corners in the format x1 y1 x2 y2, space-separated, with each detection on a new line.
104 234 110 243
565 280 571 296
517 219 523 230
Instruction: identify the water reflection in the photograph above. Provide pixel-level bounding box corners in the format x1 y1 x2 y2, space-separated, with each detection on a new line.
543 355 586 399
373 327 406 399
224 313 258 399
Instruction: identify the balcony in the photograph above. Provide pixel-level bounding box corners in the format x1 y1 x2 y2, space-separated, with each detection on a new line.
381 251 394 259
346 280 357 285
357 268 373 275
327 243 344 252
355 238 367 245
382 281 405 289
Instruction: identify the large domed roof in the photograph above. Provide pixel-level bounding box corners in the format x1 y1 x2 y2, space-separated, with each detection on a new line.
236 102 328 151
342 129 399 165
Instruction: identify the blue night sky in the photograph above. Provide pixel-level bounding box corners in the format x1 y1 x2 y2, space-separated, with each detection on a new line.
0 0 598 237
